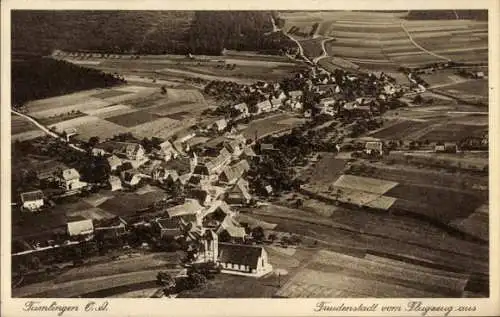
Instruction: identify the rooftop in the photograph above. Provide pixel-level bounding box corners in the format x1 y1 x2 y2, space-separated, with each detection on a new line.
20 190 44 203
218 243 264 269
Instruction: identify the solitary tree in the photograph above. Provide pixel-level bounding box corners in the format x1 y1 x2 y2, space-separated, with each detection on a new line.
188 272 207 289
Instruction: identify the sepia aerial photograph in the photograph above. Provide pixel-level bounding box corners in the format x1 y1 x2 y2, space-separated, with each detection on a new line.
9 9 489 299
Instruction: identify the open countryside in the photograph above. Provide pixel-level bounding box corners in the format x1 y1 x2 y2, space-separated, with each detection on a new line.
10 10 490 299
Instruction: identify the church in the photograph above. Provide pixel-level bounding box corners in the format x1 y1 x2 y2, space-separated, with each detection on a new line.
194 229 273 277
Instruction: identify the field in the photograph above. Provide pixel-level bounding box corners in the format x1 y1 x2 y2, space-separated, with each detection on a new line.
11 114 39 135
81 55 305 84
252 205 489 278
276 250 470 298
14 84 210 142
370 120 431 140
241 113 306 139
434 79 489 105
299 152 347 184
280 11 487 69
418 123 487 142
105 110 160 127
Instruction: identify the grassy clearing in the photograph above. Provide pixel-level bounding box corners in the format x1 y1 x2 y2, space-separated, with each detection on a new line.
371 120 430 140
91 89 133 99
299 152 347 184
241 114 304 139
419 123 487 142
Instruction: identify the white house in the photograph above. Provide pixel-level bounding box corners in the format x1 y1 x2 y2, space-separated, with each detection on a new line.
255 100 273 114
233 103 249 118
291 101 303 111
289 90 303 101
158 140 179 162
67 216 94 237
107 155 122 172
212 118 228 132
365 141 384 155
57 168 87 192
20 190 44 212
108 175 122 191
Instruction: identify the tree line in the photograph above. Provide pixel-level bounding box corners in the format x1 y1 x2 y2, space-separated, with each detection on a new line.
12 58 125 106
12 11 296 56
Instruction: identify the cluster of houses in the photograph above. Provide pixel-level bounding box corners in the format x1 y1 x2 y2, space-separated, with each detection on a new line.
16 124 275 277
219 66 404 124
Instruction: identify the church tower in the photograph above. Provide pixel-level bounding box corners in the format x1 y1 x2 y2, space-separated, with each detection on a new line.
202 229 218 263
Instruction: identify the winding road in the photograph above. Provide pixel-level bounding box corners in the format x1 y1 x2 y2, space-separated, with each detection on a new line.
400 21 451 62
11 109 86 153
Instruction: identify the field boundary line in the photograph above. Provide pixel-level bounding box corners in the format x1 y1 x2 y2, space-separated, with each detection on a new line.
400 21 451 62
11 109 86 152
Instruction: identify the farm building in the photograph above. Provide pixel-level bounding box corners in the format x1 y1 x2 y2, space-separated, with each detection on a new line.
20 190 44 212
255 100 273 114
67 216 94 237
157 140 179 162
95 141 146 162
219 159 250 184
290 100 304 111
233 103 249 118
435 142 458 153
94 217 128 238
217 243 273 277
216 216 247 242
212 118 228 132
120 170 149 188
107 155 122 172
167 199 204 221
174 130 196 143
270 97 283 109
35 160 68 182
108 175 122 191
153 217 182 239
57 168 87 192
200 200 233 221
289 90 303 101
225 178 252 205
365 141 383 155
203 148 233 175
190 188 216 207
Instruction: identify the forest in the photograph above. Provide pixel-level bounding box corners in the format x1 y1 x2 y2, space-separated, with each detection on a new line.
11 57 125 105
12 11 296 56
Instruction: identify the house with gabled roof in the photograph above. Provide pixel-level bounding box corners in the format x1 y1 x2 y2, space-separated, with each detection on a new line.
57 168 87 192
255 100 273 114
153 217 182 239
217 243 273 277
233 102 249 118
107 155 123 172
270 97 282 109
157 140 179 162
289 90 303 101
108 175 122 191
225 178 252 205
219 160 250 185
20 190 44 212
204 148 232 175
67 215 94 237
216 217 247 242
167 198 204 221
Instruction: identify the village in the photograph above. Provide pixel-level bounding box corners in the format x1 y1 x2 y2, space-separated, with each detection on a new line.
12 44 488 297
